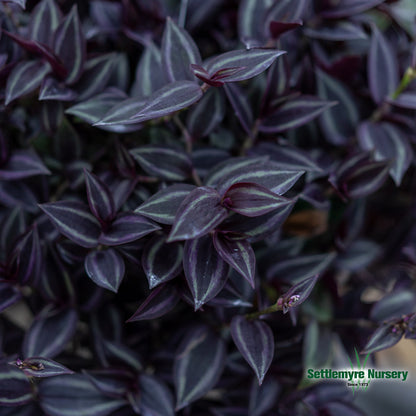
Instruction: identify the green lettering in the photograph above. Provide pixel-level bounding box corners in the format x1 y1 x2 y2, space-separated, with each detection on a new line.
307 369 314 378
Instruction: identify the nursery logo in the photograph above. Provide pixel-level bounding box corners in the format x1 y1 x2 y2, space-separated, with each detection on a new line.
306 348 409 394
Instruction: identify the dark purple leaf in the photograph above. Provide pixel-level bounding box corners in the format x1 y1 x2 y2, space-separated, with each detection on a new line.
65 89 130 126
130 145 192 181
267 253 336 284
162 17 202 82
0 181 38 213
2 30 67 79
269 20 302 39
39 374 125 416
205 157 268 188
5 60 50 105
174 325 226 409
249 377 280 416
304 22 366 41
102 340 143 371
214 160 304 196
223 182 294 217
142 235 183 289
131 41 166 97
127 284 179 322
167 187 228 242
82 369 131 398
1 0 26 8
224 83 253 135
12 357 74 378
368 26 399 104
13 226 42 285
278 275 319 314
207 283 253 308
303 320 333 369
39 201 101 248
0 364 33 406
205 49 286 83
39 77 77 101
357 121 412 186
220 202 295 241
28 0 61 47
23 307 78 358
135 184 196 224
343 160 390 199
99 213 161 246
0 282 22 313
213 232 255 288
335 239 381 271
75 53 117 101
370 290 416 322
53 5 86 84
259 96 336 133
0 149 50 180
316 69 359 145
237 0 271 44
362 323 403 354
230 316 274 385
192 148 230 178
187 88 225 139
266 0 307 23
250 143 322 173
84 170 115 223
183 235 229 309
129 80 203 123
85 248 125 292
138 374 175 416
321 0 385 18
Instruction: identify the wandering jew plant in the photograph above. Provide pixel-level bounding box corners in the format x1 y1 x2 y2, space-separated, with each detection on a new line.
1 0 416 415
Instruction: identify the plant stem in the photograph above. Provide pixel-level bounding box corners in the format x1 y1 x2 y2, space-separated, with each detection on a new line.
391 67 416 100
246 302 282 320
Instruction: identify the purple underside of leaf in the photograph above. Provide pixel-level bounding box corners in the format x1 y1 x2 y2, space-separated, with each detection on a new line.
205 49 286 83
127 284 179 322
230 316 274 385
269 20 303 39
213 232 256 288
388 92 416 109
98 213 161 245
39 200 101 248
142 235 183 289
85 248 125 292
174 326 226 410
0 364 33 406
167 187 228 242
135 184 197 224
259 96 337 133
128 80 203 123
130 145 192 181
223 182 294 217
